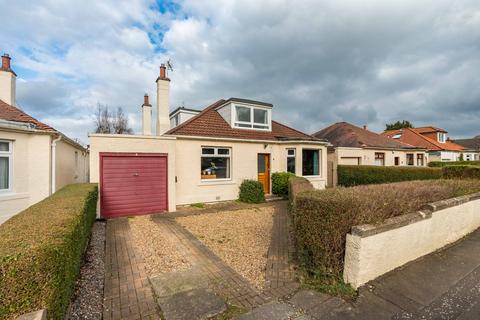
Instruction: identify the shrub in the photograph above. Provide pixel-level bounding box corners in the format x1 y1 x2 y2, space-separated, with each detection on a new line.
0 184 98 319
291 180 480 282
338 165 442 187
238 180 265 203
288 176 314 206
442 165 480 179
428 161 480 167
272 172 296 198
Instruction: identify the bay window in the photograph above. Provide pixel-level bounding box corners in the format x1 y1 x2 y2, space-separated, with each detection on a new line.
0 140 12 191
234 105 270 130
201 147 231 180
287 149 296 174
302 149 320 176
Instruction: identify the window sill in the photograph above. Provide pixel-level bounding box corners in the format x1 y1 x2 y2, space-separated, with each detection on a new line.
0 192 30 201
199 179 236 186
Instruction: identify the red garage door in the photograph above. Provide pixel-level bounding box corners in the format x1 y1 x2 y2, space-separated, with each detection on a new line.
100 153 168 218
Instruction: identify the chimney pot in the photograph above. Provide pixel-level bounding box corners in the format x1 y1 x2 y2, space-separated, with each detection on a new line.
144 94 150 106
160 64 166 79
2 53 11 70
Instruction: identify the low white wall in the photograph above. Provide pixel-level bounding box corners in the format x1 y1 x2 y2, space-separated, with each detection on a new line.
343 193 480 289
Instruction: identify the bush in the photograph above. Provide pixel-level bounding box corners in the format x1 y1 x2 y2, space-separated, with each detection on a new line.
442 165 480 179
428 161 480 167
0 184 98 319
272 172 296 198
238 180 265 203
338 165 442 187
291 180 480 282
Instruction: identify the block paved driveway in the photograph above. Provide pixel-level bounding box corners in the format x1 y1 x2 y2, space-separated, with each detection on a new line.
101 201 480 320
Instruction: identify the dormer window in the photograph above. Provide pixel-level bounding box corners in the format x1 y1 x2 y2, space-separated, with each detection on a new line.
438 132 446 143
234 105 270 130
392 133 402 139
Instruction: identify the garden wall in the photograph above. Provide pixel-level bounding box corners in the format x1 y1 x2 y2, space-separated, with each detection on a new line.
343 193 480 288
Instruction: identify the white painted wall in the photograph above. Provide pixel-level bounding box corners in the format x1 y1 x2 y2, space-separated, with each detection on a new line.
336 147 428 166
55 139 89 191
343 196 480 289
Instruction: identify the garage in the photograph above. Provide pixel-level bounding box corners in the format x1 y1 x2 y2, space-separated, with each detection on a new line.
340 157 361 165
100 153 168 218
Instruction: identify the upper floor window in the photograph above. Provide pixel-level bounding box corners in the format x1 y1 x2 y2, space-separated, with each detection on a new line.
0 140 12 191
438 132 446 143
234 105 270 130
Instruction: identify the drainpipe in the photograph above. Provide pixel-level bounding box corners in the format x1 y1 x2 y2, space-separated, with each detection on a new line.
51 135 62 194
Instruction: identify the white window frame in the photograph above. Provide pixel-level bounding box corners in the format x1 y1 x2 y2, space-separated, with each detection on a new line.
287 148 296 174
438 132 446 143
200 146 232 181
0 140 13 192
302 148 322 177
232 104 271 131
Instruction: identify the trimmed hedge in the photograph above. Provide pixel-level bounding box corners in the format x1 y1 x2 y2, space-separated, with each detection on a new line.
428 160 480 167
338 165 442 187
238 180 265 203
0 183 98 319
442 165 480 179
291 180 480 281
272 172 296 198
288 176 314 206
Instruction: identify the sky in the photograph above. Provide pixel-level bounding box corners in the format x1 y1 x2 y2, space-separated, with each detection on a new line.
1 0 479 144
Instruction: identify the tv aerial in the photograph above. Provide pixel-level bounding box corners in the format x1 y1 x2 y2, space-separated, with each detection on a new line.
166 59 174 72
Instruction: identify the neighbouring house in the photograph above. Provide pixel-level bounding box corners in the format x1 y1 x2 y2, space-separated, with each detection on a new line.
313 122 428 167
382 127 465 162
0 54 89 224
452 136 480 161
89 64 329 218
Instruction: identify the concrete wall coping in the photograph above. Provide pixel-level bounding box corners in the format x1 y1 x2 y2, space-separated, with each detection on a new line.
351 191 480 237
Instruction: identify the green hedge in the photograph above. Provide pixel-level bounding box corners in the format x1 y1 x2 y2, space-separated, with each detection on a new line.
291 180 480 282
288 176 314 206
428 161 480 167
238 180 265 203
442 165 480 179
0 184 98 319
272 172 296 198
338 165 442 187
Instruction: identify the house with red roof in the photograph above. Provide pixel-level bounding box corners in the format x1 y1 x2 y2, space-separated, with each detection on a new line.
89 64 329 218
382 127 465 162
0 54 89 224
313 122 427 166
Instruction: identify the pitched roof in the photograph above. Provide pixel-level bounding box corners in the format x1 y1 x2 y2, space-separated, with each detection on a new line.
0 99 55 131
312 122 420 149
382 128 465 151
166 99 321 142
453 137 480 151
411 126 448 134
169 106 201 117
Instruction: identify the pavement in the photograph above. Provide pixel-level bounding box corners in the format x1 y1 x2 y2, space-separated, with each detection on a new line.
238 228 480 320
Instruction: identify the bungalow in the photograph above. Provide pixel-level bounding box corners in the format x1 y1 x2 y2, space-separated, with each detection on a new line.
89 64 329 218
313 122 428 166
452 136 480 161
0 54 89 224
382 127 465 162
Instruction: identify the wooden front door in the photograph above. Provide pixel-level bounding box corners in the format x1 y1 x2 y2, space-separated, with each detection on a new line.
257 154 270 194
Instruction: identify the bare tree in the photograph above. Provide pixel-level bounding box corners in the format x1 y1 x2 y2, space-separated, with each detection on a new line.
94 104 132 134
113 107 133 134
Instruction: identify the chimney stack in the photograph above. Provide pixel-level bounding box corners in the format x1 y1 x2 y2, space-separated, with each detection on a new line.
142 94 152 135
0 53 16 106
156 63 171 135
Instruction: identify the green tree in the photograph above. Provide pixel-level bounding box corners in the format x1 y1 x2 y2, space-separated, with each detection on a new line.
385 120 414 131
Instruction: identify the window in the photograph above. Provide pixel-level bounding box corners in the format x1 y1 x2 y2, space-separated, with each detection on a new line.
392 134 402 139
0 140 12 191
302 149 320 176
374 152 385 166
234 105 270 130
417 154 424 166
287 149 296 174
406 153 414 166
201 147 231 180
438 132 446 143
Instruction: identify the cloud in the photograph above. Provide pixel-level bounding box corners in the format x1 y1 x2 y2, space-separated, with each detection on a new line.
1 0 480 141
